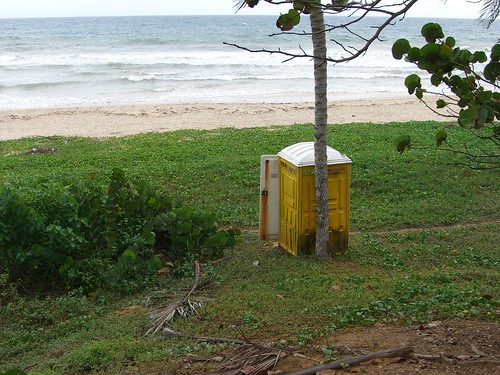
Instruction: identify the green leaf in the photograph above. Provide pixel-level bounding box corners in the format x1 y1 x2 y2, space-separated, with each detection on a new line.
458 108 479 127
484 61 499 82
420 43 440 60
276 14 293 31
407 47 421 62
439 43 453 59
445 36 455 48
150 255 163 271
431 74 442 86
476 107 489 128
415 87 424 100
491 44 500 61
394 135 411 154
288 9 301 26
404 74 421 95
435 129 448 146
122 249 136 260
477 90 492 103
472 51 487 63
436 99 447 108
3 369 28 375
293 1 305 11
142 230 155 245
421 22 444 43
392 39 411 60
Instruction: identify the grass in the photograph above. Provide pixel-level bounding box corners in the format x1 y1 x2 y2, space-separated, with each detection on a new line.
0 121 498 374
0 121 497 229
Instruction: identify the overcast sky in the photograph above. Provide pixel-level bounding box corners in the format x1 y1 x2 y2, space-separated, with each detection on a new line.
0 0 489 19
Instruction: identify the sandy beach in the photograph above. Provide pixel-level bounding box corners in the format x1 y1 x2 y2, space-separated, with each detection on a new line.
0 97 445 141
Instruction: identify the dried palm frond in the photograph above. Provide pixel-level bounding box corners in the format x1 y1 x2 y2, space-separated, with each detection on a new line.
233 0 260 12
212 344 285 375
146 260 204 335
479 0 500 28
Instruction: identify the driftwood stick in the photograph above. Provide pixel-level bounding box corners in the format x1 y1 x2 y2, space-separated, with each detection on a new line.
282 346 413 375
163 327 248 345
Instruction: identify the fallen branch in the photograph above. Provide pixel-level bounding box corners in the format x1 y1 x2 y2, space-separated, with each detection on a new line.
163 327 248 345
282 346 413 375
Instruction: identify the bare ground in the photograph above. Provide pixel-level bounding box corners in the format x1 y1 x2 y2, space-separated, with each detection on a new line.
273 318 500 374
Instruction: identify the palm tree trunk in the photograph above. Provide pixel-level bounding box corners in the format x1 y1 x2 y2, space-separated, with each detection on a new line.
310 2 330 260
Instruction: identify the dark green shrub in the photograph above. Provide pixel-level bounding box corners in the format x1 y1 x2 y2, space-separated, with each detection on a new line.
0 169 239 293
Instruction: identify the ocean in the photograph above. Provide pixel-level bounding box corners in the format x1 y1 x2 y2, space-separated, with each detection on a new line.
0 15 498 109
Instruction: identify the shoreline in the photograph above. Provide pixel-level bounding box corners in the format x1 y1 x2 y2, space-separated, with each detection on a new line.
0 97 446 141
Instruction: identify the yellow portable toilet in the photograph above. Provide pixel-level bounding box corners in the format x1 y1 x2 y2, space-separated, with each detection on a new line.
277 142 351 256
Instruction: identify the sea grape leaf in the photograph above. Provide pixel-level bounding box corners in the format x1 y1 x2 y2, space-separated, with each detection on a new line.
122 249 136 260
431 74 442 86
484 61 500 82
394 134 411 154
459 108 479 127
472 51 487 63
407 47 421 62
440 43 453 59
421 22 444 43
435 129 448 146
490 43 500 61
436 99 447 108
392 38 411 60
150 255 163 271
404 74 421 95
288 9 301 26
477 90 492 103
421 43 440 60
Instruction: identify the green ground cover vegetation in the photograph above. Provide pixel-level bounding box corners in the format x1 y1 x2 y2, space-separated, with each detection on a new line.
0 120 498 374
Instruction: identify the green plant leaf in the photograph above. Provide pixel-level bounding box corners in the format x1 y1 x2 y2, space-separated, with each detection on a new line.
288 9 301 26
483 61 499 82
407 47 421 62
431 74 442 86
440 43 453 58
293 1 305 11
445 36 456 48
435 129 448 146
392 39 411 60
436 99 447 108
458 108 479 127
150 255 163 271
404 74 421 95
421 22 444 43
3 369 28 375
394 134 411 154
122 249 136 260
490 43 500 61
420 43 440 60
472 51 487 63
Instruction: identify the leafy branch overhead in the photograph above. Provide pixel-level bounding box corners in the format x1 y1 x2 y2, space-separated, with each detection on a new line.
392 22 499 169
229 0 420 63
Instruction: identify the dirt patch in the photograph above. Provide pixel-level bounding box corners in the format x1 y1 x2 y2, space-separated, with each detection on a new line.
276 318 499 374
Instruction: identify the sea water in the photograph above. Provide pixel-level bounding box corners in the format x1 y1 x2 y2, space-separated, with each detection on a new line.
0 15 498 109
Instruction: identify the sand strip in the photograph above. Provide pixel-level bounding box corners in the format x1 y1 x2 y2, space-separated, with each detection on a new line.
0 97 445 140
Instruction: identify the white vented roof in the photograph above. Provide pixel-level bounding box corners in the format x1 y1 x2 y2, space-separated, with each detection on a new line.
278 142 351 167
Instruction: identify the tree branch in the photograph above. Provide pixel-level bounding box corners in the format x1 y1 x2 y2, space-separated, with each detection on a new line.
282 346 413 375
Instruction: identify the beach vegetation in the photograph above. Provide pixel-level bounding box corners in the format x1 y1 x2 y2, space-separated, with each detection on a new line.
0 123 498 373
0 168 239 294
393 22 499 169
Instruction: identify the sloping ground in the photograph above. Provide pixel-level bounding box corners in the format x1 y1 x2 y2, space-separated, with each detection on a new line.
274 318 499 374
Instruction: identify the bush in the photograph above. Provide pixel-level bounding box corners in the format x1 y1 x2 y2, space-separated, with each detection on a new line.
0 168 239 293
